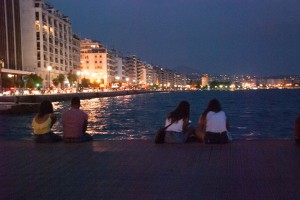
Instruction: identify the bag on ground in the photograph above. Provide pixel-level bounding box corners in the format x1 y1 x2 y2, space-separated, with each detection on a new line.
154 127 166 144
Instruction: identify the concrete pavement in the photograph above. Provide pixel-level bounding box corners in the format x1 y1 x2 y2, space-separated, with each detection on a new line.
1 139 300 200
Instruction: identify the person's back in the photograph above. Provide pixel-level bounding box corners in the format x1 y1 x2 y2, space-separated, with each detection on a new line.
32 100 61 143
32 114 52 135
206 111 227 133
198 98 230 144
62 107 87 138
62 97 92 142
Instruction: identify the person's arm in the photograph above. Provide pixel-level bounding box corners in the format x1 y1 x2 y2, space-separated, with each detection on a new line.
182 117 189 131
83 119 88 133
198 115 206 132
50 114 57 128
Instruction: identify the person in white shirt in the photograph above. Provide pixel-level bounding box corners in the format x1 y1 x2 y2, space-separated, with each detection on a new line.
164 101 195 143
196 98 230 144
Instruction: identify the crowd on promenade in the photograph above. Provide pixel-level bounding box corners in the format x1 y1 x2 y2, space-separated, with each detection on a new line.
31 96 300 144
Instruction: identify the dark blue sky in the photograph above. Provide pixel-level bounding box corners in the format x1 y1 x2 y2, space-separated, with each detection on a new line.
49 0 300 76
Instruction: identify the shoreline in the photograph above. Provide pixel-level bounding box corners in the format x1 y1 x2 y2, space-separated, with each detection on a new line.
0 90 161 103
0 90 161 114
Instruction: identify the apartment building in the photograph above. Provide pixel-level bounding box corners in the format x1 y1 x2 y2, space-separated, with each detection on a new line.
153 67 172 87
123 55 138 84
0 0 32 88
30 0 75 87
152 66 188 89
72 34 81 71
0 0 78 88
80 38 112 87
111 50 125 82
145 64 154 86
174 73 187 89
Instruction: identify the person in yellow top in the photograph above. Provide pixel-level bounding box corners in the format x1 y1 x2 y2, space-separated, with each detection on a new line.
32 100 62 142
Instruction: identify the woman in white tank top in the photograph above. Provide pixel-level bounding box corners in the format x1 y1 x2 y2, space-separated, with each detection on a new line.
164 101 195 143
196 98 230 144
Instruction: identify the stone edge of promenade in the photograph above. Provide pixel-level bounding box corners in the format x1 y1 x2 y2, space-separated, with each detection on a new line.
0 90 159 103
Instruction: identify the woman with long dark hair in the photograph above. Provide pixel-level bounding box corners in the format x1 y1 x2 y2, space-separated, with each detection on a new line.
32 100 62 142
196 98 230 144
164 101 195 143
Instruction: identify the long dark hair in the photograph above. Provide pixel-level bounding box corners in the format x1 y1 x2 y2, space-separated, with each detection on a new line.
37 100 54 118
201 98 222 119
167 101 190 123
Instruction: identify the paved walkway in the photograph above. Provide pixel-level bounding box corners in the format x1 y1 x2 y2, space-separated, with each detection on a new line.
1 139 300 200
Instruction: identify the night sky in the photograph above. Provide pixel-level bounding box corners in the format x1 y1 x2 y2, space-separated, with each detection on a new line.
48 0 300 76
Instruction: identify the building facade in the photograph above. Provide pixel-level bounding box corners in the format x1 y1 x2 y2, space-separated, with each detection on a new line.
29 0 75 87
0 0 32 89
80 38 112 87
0 0 79 88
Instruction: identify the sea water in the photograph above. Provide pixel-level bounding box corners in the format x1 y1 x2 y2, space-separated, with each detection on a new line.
0 89 299 140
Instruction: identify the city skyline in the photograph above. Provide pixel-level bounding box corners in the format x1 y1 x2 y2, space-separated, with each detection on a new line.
48 0 300 76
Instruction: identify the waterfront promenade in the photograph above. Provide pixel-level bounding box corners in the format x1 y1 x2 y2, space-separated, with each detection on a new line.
0 90 159 114
0 90 156 103
1 139 300 200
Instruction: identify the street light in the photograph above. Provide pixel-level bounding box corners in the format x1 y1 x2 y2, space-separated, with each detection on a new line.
76 71 81 92
47 66 52 88
0 60 4 92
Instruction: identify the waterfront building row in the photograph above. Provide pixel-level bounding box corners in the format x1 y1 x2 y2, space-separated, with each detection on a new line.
200 74 300 90
0 0 188 90
80 39 187 89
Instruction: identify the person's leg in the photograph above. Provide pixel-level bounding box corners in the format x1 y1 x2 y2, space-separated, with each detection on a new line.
184 125 195 136
220 132 229 144
48 132 62 142
35 132 61 143
81 133 93 142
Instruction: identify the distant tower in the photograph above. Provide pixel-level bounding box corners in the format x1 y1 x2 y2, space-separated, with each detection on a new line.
201 74 208 87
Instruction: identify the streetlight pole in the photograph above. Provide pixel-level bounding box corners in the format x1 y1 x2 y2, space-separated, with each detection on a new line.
0 60 4 92
47 66 52 88
76 71 81 92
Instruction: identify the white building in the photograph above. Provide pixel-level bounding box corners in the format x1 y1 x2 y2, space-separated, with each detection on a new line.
20 0 79 87
80 39 108 87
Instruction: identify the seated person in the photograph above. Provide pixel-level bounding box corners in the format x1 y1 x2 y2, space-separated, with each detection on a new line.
164 101 195 143
196 98 230 144
62 97 93 142
32 100 62 143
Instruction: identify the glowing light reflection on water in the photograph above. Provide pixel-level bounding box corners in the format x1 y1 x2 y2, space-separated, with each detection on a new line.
0 90 299 141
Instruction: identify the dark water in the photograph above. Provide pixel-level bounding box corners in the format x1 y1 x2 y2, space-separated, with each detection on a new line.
1 90 299 140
